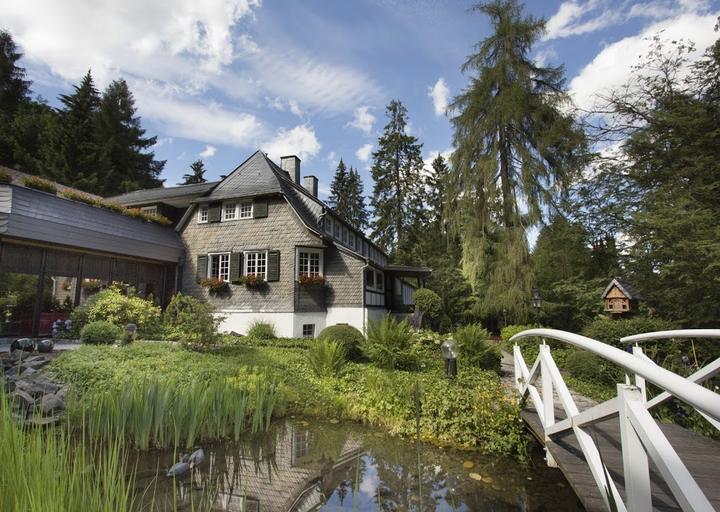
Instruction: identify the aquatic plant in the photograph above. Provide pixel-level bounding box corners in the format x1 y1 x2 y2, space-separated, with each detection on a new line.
70 373 283 450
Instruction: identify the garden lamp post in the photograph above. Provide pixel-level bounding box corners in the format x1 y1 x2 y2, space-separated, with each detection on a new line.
531 288 542 320
125 323 137 343
441 339 458 379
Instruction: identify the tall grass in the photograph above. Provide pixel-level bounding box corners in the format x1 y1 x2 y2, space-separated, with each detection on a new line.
71 372 283 450
0 388 134 511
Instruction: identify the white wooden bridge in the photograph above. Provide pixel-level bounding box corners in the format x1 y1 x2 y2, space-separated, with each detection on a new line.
512 329 720 512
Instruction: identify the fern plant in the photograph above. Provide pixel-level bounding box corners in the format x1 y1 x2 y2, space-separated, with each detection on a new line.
362 315 417 370
307 339 346 377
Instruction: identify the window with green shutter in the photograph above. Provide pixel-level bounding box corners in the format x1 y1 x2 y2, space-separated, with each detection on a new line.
196 255 208 282
267 250 280 281
208 204 221 222
253 200 268 218
229 252 242 283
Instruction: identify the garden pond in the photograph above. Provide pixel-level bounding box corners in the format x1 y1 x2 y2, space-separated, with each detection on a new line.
130 418 583 511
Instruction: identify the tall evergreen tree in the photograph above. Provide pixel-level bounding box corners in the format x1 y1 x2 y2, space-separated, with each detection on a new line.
181 159 207 184
369 100 425 261
426 153 450 230
49 70 102 192
0 30 31 166
96 78 164 194
345 166 369 231
448 0 586 322
328 158 349 211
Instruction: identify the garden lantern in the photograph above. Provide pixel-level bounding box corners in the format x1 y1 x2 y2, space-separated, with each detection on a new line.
441 339 458 379
532 288 542 311
125 323 137 342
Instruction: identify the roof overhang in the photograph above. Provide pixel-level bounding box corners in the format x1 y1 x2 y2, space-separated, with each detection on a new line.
384 264 433 278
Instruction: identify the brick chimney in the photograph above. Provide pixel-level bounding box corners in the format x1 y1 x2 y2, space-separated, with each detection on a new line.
280 155 301 184
303 175 318 197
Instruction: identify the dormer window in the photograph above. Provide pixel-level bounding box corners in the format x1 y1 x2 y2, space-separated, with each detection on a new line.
222 201 252 221
198 205 209 223
223 202 237 220
239 202 253 219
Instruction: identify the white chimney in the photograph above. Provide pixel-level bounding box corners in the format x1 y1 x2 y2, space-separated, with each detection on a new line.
280 155 301 184
303 175 318 197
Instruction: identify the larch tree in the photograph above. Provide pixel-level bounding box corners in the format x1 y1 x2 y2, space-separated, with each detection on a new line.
448 0 586 322
181 159 208 184
369 100 425 262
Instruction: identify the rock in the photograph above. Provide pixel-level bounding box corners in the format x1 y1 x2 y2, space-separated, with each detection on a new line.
37 340 54 353
5 366 18 377
11 390 35 411
462 461 475 469
469 473 483 481
167 461 191 478
20 367 37 377
39 394 64 416
20 359 48 371
11 338 35 353
15 379 60 398
10 350 25 362
188 448 205 467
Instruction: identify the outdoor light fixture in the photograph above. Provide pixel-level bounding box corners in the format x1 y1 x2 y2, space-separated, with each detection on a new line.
441 339 458 379
125 323 137 342
532 287 542 311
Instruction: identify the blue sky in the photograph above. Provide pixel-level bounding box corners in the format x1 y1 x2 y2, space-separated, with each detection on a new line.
2 0 719 200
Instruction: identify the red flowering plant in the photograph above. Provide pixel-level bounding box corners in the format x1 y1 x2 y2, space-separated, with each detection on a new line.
297 273 325 288
199 277 229 294
243 273 266 288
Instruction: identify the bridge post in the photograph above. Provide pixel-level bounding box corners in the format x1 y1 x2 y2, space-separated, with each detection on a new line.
631 346 648 402
618 384 651 512
540 343 557 467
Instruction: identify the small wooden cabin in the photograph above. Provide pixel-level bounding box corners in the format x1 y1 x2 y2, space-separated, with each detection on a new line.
602 278 641 315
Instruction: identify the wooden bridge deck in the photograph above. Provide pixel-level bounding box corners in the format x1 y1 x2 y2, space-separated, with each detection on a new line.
521 400 720 511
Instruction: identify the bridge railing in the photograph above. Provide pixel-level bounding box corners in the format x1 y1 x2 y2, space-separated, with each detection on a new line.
511 328 720 512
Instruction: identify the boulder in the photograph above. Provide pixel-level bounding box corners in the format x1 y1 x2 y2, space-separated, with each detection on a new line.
11 390 35 411
20 367 37 377
20 359 48 371
10 349 25 362
11 338 35 353
39 394 64 416
15 379 60 398
37 340 54 353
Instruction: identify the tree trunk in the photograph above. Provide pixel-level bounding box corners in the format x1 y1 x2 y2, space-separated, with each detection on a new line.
498 127 514 227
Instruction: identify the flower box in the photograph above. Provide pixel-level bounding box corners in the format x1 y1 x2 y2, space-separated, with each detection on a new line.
297 274 325 288
242 274 266 289
199 277 229 294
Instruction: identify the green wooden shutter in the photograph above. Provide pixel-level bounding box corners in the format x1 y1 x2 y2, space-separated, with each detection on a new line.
229 252 243 283
253 200 268 218
208 204 221 222
267 251 280 282
196 255 208 282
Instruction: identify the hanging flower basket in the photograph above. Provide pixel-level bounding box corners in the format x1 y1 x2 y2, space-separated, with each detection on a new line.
297 274 325 288
199 277 229 295
242 274 266 289
81 279 103 292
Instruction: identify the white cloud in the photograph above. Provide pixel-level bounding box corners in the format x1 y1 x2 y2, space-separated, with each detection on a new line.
261 124 321 162
346 106 376 135
154 137 173 148
355 143 373 163
266 96 303 117
324 151 339 168
428 78 450 116
569 12 719 111
199 144 217 158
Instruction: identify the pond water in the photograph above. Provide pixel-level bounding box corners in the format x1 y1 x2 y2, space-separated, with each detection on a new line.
131 419 583 511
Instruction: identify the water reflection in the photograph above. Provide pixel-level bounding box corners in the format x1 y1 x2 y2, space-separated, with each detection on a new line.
131 419 583 511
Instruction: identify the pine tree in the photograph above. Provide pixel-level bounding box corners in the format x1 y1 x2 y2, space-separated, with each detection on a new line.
369 100 425 261
426 154 450 229
448 0 586 322
96 78 164 194
181 160 207 184
345 166 369 231
0 30 31 166
49 70 103 192
328 158 349 211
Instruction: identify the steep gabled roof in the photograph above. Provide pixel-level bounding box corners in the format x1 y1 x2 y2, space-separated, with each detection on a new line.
602 277 643 300
108 180 220 206
201 151 284 201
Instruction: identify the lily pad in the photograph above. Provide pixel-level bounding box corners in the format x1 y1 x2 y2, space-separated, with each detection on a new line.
462 461 475 469
468 473 483 481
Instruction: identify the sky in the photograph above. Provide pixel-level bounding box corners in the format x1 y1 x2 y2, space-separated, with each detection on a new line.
2 0 719 201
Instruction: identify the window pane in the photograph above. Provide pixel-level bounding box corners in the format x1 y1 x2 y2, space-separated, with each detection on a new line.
223 203 237 220
199 206 209 222
239 202 252 218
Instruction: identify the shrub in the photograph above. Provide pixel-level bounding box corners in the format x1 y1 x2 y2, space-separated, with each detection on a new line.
582 317 674 348
362 315 419 370
21 175 57 194
247 321 276 339
453 323 500 372
565 348 623 385
307 339 346 377
80 320 122 345
500 323 545 362
0 169 12 184
317 324 365 361
414 288 443 324
70 287 162 337
163 293 221 348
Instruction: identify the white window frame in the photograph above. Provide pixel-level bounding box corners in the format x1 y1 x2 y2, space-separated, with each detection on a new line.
141 205 158 216
208 252 230 281
244 250 268 279
239 201 253 219
302 324 315 338
198 205 209 223
223 202 238 221
296 248 323 279
366 267 384 292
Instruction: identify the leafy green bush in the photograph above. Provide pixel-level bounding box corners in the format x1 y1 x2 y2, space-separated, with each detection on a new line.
307 339 346 377
247 321 276 339
70 286 162 337
163 293 221 348
414 288 443 324
223 336 313 349
500 323 545 361
565 348 623 385
362 315 419 370
317 324 365 361
80 320 122 345
453 323 501 373
21 175 57 194
582 317 674 348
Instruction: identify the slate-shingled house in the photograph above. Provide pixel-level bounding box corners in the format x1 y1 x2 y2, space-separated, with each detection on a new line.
110 151 430 337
